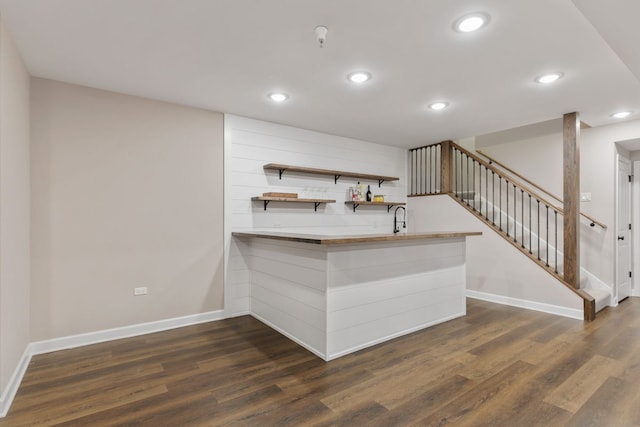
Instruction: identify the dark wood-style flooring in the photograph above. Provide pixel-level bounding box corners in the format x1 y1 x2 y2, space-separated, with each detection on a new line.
2 298 640 426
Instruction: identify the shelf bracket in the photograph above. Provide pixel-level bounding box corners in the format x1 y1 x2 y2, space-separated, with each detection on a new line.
334 174 341 184
278 169 285 179
263 200 270 210
352 203 360 212
314 202 321 212
378 179 385 187
387 204 393 213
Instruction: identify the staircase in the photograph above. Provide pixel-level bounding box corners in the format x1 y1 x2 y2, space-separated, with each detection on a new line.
459 190 611 311
409 141 611 320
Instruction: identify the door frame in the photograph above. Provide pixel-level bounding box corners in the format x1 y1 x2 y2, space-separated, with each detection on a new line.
612 154 637 305
633 160 640 297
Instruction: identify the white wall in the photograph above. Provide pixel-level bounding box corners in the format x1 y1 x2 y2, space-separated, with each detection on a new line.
478 119 640 290
0 15 30 410
30 79 224 341
224 115 407 316
409 195 583 318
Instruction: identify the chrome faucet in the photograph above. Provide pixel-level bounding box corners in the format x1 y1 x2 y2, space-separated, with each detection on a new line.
394 206 406 234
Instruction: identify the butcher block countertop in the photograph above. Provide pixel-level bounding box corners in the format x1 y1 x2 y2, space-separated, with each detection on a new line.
231 231 482 245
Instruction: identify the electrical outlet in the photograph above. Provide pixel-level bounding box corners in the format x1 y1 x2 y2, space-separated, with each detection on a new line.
134 287 148 296
580 192 592 202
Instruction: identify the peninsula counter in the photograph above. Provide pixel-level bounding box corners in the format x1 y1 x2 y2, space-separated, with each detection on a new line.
232 231 481 360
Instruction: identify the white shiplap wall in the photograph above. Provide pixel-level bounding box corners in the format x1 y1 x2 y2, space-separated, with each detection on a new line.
325 240 466 359
240 237 467 360
224 115 407 316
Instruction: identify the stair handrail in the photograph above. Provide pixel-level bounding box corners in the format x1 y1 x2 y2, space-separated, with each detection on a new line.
409 141 597 320
475 149 606 229
451 143 566 214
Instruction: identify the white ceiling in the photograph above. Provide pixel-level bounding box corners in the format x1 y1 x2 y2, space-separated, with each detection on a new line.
0 0 639 148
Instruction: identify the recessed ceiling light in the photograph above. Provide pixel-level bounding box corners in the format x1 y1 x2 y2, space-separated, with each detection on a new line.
611 111 632 119
454 12 490 33
429 102 449 111
268 93 289 102
535 72 564 84
347 71 372 83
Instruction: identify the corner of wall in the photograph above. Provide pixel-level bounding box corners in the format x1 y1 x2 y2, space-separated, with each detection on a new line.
0 12 31 411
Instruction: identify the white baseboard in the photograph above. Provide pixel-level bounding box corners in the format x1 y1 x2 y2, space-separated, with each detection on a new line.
0 309 225 418
0 347 32 417
466 290 583 320
29 309 225 356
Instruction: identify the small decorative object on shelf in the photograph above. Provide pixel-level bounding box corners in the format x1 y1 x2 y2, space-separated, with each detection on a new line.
263 192 297 198
350 187 359 201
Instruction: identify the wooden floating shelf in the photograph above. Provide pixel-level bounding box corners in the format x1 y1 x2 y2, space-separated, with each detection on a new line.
345 201 407 212
252 196 336 212
263 163 399 187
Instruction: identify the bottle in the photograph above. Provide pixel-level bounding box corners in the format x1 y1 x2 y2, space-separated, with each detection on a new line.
366 185 372 202
356 182 362 201
359 182 365 201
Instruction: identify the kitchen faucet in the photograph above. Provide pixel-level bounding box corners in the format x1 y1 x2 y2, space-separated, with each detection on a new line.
394 206 406 234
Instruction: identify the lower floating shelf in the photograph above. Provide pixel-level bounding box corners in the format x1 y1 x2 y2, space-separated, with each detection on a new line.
252 196 336 211
345 201 407 212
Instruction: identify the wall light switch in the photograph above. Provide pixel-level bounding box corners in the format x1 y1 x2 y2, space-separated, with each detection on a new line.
580 192 592 202
134 287 148 296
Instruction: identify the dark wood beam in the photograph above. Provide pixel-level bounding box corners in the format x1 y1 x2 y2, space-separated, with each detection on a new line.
440 140 452 193
563 112 580 289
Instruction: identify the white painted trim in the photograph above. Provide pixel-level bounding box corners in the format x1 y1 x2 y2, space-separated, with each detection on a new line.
0 310 224 418
30 310 225 356
615 153 632 302
226 310 251 318
466 290 583 320
633 160 640 297
0 347 31 417
223 113 233 318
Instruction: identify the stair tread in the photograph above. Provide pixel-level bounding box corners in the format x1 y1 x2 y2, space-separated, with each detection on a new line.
584 288 610 299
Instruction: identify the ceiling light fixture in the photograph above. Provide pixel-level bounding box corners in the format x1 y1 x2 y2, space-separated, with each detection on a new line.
429 102 449 111
454 12 490 33
611 111 632 119
268 93 289 102
347 71 372 83
314 25 328 48
535 72 564 84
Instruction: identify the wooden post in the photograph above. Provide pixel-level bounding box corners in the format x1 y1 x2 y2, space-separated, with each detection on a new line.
563 113 580 289
441 140 452 194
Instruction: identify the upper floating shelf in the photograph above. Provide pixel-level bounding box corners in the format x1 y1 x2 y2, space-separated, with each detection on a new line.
263 163 399 187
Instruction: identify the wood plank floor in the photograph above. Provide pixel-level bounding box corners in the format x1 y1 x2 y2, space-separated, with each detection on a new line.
2 298 640 426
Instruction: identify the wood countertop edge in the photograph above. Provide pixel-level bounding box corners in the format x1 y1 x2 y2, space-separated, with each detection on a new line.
232 231 482 245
